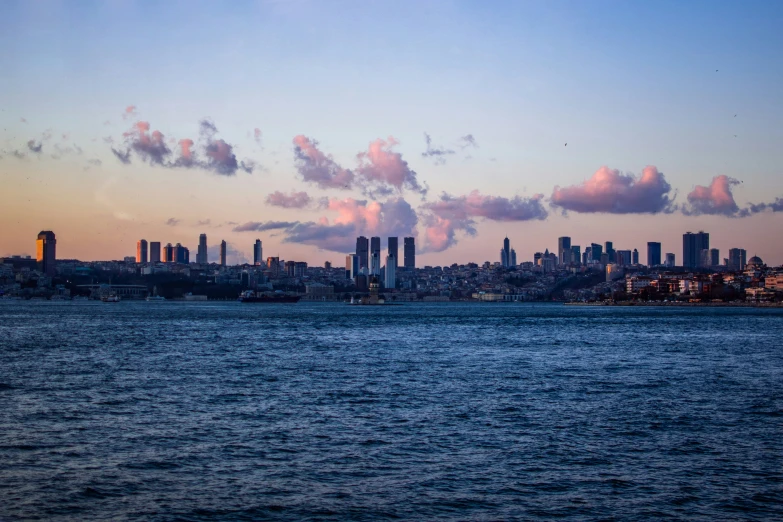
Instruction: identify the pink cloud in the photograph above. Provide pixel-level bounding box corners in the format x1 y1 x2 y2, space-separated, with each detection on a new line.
357 136 426 194
266 190 312 209
123 105 138 120
254 128 262 144
293 135 355 189
683 175 745 217
551 165 675 214
115 121 171 165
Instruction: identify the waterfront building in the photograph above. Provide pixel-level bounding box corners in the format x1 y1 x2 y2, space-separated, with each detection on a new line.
253 239 263 266
346 254 359 279
404 237 415 269
356 236 369 270
136 239 148 264
558 236 571 265
683 231 709 268
220 240 227 267
266 257 280 278
294 262 307 278
36 231 56 277
149 242 161 263
385 254 396 289
285 260 296 276
647 242 662 267
197 234 208 264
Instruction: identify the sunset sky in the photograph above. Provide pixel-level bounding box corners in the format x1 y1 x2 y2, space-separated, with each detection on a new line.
2 0 782 266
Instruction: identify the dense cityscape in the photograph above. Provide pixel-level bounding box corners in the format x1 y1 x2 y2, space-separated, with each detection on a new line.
2 229 781 304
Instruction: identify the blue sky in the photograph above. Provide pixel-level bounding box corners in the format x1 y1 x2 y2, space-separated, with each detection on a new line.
1 0 782 264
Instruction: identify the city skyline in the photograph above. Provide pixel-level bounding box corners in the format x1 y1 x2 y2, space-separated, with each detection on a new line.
2 2 783 265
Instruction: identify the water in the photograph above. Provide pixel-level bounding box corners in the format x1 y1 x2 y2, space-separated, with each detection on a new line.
1 301 782 521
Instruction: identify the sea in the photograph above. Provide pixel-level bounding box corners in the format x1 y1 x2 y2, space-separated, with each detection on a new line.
1 301 782 521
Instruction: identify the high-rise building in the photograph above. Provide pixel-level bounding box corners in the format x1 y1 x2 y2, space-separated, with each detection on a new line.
136 239 148 264
404 237 415 269
589 243 603 263
220 240 227 267
604 241 615 263
149 242 161 263
370 251 381 276
197 234 208 264
616 250 632 266
665 253 675 267
253 239 263 266
173 243 189 264
699 249 711 268
728 248 747 270
346 254 359 279
385 254 396 289
570 245 581 266
387 237 398 263
285 260 296 277
36 231 56 277
501 237 511 268
294 262 307 278
356 236 369 270
557 237 571 265
647 242 662 267
266 257 280 278
510 249 517 267
370 236 381 265
632 249 639 265
163 243 174 263
709 248 719 267
683 231 709 268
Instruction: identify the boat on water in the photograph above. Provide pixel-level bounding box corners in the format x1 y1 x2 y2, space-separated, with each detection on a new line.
101 293 120 303
238 290 300 303
146 295 166 302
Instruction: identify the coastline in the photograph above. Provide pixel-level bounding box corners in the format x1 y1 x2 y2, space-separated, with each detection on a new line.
564 301 783 308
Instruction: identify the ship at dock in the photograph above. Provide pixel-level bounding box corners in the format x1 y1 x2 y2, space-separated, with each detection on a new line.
238 290 301 303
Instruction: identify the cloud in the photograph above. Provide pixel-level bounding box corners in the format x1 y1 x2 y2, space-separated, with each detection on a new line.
20 118 27 123
196 219 211 226
27 140 43 154
120 121 172 165
233 221 299 232
293 135 355 189
165 218 181 226
682 175 748 217
254 128 262 144
123 105 138 120
421 132 455 164
283 197 419 252
460 134 478 148
747 198 783 214
551 165 676 214
357 137 426 195
111 148 131 164
266 190 312 209
421 191 548 252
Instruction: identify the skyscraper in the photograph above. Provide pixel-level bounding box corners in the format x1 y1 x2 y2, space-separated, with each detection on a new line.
370 236 381 264
220 240 227 267
346 254 359 279
683 231 709 268
253 239 263 266
388 237 398 262
632 249 639 265
404 237 415 269
173 243 189 264
197 234 208 264
36 231 56 277
709 248 719 267
149 242 161 263
665 253 675 267
590 243 603 263
385 254 396 289
266 257 280 278
163 243 174 263
502 237 511 268
558 236 571 265
647 242 662 267
136 239 148 264
356 236 369 270
370 251 381 275
728 248 747 270
570 245 581 266
604 241 615 263
510 249 517 267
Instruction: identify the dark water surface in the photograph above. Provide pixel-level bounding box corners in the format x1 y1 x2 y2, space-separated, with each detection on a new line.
1 301 782 521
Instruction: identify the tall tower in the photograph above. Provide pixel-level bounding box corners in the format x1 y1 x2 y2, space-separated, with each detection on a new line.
604 241 615 263
36 231 56 277
220 240 227 267
502 237 510 267
385 254 396 289
356 236 369 270
149 242 161 263
647 242 662 267
197 234 208 264
136 239 148 264
163 243 174 263
403 237 415 269
558 236 571 265
683 231 709 268
253 239 263 266
387 237 398 263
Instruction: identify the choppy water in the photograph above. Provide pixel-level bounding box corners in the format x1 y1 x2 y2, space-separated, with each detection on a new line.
1 301 782 521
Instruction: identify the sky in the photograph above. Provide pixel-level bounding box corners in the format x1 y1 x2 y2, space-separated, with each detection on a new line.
1 0 782 266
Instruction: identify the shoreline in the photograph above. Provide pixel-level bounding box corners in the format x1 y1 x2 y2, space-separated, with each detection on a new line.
564 301 783 308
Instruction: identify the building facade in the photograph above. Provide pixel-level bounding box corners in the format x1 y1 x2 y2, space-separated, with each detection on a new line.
149 242 161 263
220 240 227 267
136 239 148 264
36 231 56 277
683 231 709 268
647 242 661 267
404 237 415 269
253 239 263 266
356 236 369 270
558 236 571 265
